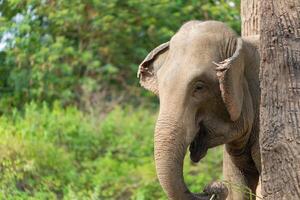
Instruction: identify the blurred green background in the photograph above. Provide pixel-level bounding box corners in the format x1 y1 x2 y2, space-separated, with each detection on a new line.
0 0 240 199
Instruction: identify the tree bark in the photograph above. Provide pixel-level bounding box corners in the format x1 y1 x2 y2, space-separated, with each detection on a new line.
241 0 300 199
259 1 300 199
241 0 260 37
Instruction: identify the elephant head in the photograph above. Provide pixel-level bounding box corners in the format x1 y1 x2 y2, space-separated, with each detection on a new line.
137 21 254 200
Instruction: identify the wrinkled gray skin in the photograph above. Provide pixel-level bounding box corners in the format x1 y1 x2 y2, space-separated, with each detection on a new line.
137 21 261 200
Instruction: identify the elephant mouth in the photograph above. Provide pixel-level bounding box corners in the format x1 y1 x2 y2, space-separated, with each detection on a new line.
189 123 208 163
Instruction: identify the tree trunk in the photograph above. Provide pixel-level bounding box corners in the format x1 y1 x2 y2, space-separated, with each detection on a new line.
241 0 300 199
259 1 300 199
241 0 260 37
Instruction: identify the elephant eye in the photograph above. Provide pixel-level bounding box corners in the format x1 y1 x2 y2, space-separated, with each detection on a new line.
193 81 206 98
195 84 204 91
194 81 205 92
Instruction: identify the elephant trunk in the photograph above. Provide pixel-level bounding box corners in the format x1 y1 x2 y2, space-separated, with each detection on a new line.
154 116 196 200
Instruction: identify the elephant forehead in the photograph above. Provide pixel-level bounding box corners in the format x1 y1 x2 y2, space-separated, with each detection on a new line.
157 56 217 92
176 20 237 40
171 23 224 46
165 41 219 77
157 31 225 91
170 32 222 63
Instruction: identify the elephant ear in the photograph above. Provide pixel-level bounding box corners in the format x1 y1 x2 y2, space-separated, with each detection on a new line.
213 38 245 121
137 42 169 95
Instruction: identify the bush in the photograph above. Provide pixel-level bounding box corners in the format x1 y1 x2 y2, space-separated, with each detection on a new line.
0 102 222 199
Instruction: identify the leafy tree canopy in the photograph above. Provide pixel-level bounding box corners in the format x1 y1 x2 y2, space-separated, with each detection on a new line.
0 0 240 112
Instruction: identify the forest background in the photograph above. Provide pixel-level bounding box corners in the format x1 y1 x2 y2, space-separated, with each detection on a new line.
0 1 240 199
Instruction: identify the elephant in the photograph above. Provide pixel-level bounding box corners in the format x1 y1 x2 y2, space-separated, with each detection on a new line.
137 21 261 200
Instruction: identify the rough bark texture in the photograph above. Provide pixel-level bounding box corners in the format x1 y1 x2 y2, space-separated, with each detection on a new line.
241 0 260 37
259 1 300 199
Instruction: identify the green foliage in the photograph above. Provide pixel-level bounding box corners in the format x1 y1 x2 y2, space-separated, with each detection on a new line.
0 1 236 199
0 0 240 111
0 103 222 199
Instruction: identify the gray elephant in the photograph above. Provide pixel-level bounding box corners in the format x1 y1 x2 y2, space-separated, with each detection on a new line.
137 21 261 200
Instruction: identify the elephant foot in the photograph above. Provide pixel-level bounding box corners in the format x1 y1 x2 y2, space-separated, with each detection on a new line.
194 181 228 200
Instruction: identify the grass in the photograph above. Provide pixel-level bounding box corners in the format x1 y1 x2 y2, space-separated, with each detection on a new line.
0 102 223 200
223 181 263 200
